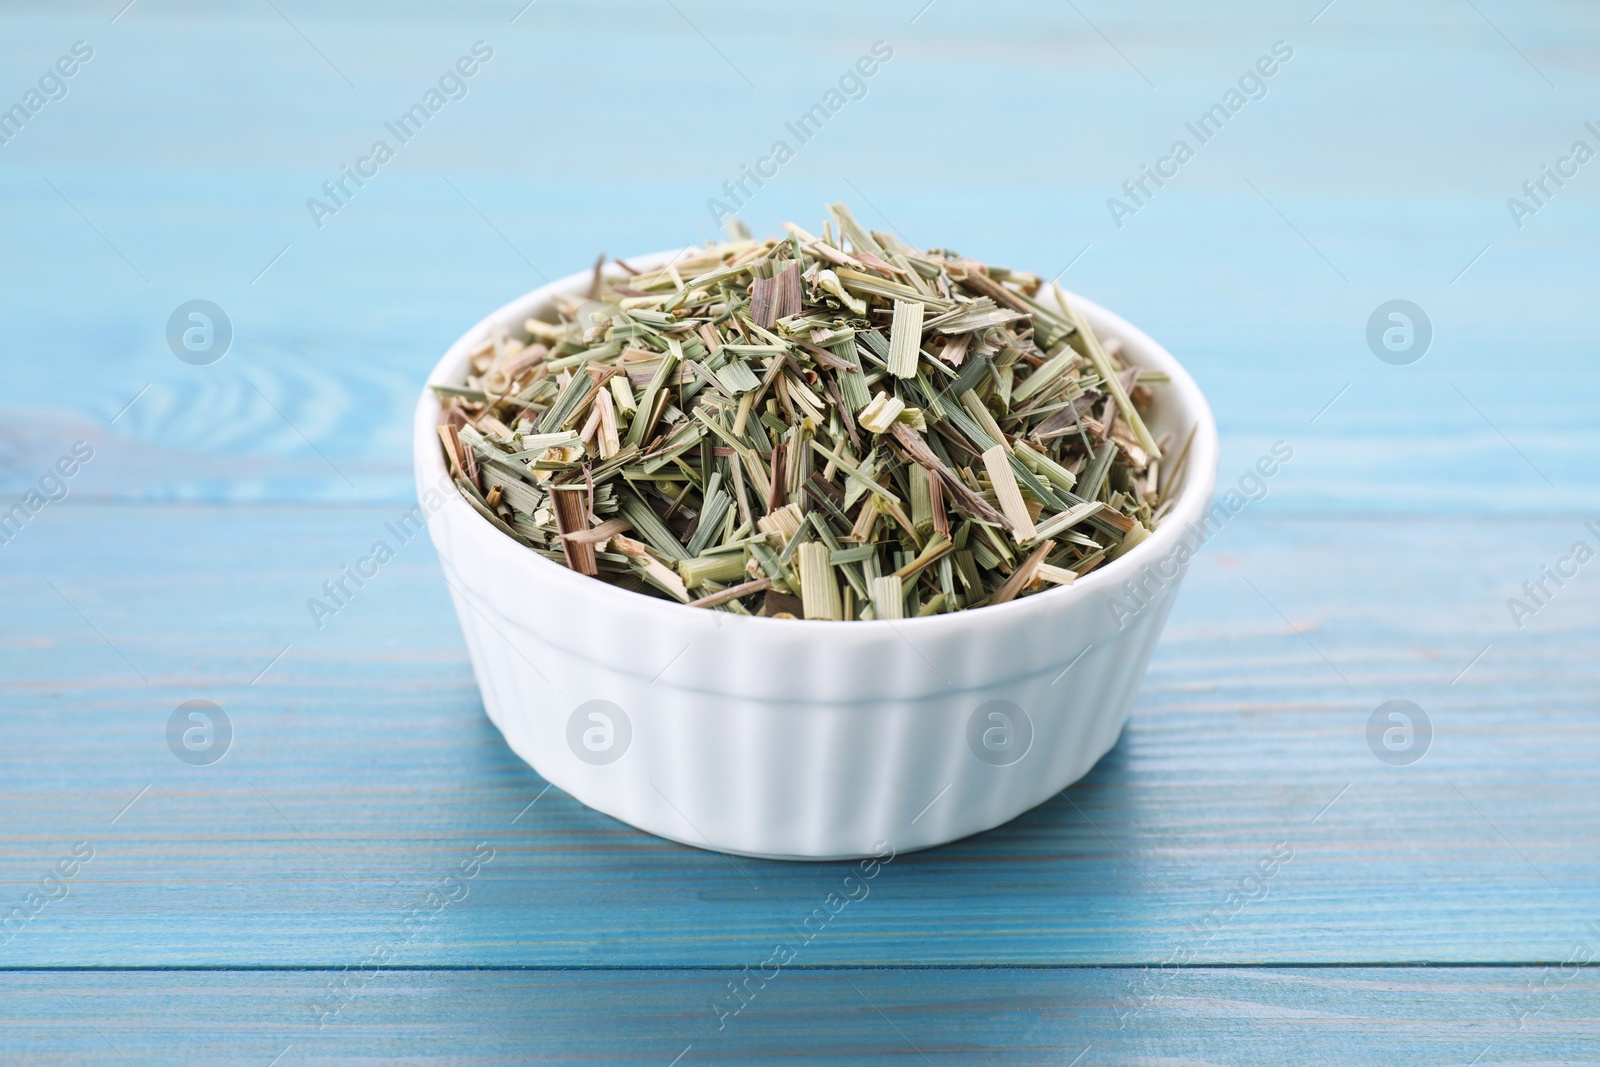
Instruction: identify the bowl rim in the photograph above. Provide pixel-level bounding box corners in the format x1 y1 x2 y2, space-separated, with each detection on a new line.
416 247 1220 633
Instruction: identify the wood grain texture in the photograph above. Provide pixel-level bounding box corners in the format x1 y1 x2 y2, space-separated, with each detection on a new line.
4 968 1598 1065
3 506 1596 967
1 3 1598 510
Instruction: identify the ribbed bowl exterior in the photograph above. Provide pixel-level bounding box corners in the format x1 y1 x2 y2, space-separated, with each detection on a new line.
416 251 1218 860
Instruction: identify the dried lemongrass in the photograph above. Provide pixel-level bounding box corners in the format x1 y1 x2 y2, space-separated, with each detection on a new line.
435 203 1176 620
981 445 1037 542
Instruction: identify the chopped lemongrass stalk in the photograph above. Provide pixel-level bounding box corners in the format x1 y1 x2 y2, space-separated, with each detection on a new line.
910 465 934 533
870 574 904 620
595 387 620 459
1057 282 1160 461
757 502 805 549
893 535 953 582
679 552 751 589
797 542 842 621
514 431 581 455
437 425 464 478
982 445 1037 543
609 373 636 414
1011 346 1081 404
816 269 868 315
827 201 886 260
1029 501 1104 543
551 486 597 576
835 268 955 311
559 516 633 544
961 390 1010 454
992 539 1055 605
1117 520 1152 557
887 300 925 379
858 391 906 434
1036 563 1078 586
612 535 690 602
688 577 772 609
1013 440 1078 493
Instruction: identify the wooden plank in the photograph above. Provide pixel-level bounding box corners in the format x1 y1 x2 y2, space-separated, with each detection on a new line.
0 6 1596 510
2 505 1596 966
2 968 1596 1065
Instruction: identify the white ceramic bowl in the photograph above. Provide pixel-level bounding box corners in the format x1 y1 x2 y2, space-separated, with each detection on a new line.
414 249 1218 860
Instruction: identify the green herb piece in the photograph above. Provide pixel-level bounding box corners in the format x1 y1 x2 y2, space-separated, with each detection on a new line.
870 574 904 620
982 445 1037 542
679 551 750 589
797 542 842 620
888 300 925 379
830 544 877 565
1057 282 1160 461
685 472 733 557
1030 501 1104 543
624 342 681 448
1010 346 1080 404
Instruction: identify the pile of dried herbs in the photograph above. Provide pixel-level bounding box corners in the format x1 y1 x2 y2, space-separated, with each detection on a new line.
434 203 1188 620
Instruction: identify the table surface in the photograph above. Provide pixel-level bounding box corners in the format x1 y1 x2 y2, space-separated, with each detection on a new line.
4 1 1599 1063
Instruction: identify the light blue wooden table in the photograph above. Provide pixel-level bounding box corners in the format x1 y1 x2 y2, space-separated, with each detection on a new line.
4 1 1599 1062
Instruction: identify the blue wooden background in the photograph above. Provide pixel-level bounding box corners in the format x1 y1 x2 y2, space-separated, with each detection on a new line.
4 0 1599 1062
